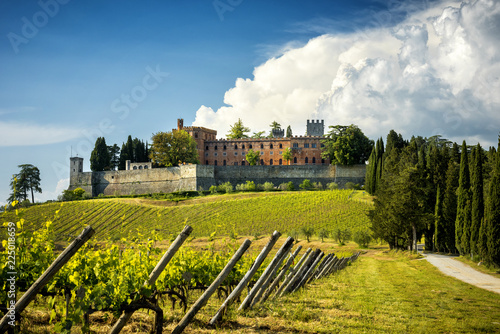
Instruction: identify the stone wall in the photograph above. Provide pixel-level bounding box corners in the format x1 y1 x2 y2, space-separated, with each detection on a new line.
69 164 366 196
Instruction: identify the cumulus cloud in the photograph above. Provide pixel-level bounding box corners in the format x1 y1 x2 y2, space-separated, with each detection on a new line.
37 178 69 203
193 0 500 147
0 121 83 146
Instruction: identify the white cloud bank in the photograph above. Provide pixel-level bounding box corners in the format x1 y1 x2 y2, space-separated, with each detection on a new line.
194 0 500 146
0 121 83 146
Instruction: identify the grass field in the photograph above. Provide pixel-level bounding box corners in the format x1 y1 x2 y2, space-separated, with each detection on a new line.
0 190 372 241
18 246 500 333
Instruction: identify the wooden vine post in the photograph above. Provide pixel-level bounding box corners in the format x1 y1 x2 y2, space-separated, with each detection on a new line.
172 238 252 334
0 226 95 333
273 248 312 299
209 230 281 325
109 225 193 334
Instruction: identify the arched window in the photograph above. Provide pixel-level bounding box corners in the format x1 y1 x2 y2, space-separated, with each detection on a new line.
249 144 253 149
241 160 245 166
234 144 238 149
260 159 264 165
242 144 245 149
293 157 297 164
139 165 143 169
270 159 273 165
223 160 226 166
279 159 283 165
205 160 209 165
133 166 137 170
214 160 218 166
312 157 316 164
305 157 309 164
223 145 227 150
214 145 218 150
321 159 325 164
279 143 283 148
270 144 273 149
194 133 198 138
260 144 264 149
206 146 209 150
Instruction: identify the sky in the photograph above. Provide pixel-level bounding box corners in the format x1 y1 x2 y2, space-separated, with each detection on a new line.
0 0 499 205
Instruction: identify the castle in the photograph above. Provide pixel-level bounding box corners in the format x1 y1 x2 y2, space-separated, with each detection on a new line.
69 119 366 196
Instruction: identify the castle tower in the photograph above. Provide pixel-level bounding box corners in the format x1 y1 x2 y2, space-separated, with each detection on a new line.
306 120 325 136
69 156 84 189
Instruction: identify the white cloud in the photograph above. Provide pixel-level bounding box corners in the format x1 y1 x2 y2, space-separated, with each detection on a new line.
37 178 69 203
0 121 83 146
193 0 500 147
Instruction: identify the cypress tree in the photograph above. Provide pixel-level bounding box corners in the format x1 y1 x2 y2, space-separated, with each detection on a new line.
456 141 472 255
90 137 110 172
434 186 445 252
365 147 376 194
443 159 459 253
470 144 484 257
486 140 500 266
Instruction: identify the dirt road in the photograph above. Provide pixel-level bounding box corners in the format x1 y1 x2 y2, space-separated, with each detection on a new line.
423 253 500 295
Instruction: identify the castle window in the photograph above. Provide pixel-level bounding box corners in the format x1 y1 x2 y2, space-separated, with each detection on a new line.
214 152 218 156
312 143 317 148
270 151 273 155
79 168 82 172
214 145 218 150
234 144 238 149
242 152 246 156
260 144 264 149
206 146 209 150
279 151 283 155
144 166 148 169
195 133 198 138
206 160 209 165
304 143 309 148
249 144 253 149
260 151 264 155
139 166 143 169
242 144 245 149
205 152 209 157
223 160 226 166
270 144 273 149
312 157 316 164
214 160 218 166
270 159 273 165
293 157 297 164
321 159 325 164
305 157 309 164
234 162 238 166
234 152 238 156
73 169 75 172
241 160 245 166
133 166 137 170
223 152 227 156
112 176 114 179
260 159 264 165
293 143 298 148
223 145 227 150
279 159 282 165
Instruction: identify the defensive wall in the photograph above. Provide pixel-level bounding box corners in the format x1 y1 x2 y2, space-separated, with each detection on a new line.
69 162 366 196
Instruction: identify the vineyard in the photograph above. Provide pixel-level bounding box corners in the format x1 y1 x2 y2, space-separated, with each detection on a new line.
0 190 372 241
0 201 359 333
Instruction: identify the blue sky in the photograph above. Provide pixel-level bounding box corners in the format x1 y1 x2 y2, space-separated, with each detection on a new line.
1 0 499 204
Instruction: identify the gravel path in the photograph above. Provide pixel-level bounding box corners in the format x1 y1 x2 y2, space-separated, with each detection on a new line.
423 253 500 294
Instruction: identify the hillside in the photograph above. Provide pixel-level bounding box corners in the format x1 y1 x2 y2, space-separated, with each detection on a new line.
0 190 372 241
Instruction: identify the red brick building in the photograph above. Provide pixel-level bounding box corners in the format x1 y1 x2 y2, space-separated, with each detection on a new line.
178 119 330 166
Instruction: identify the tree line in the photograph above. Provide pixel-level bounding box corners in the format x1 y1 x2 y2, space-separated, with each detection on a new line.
90 135 149 171
367 130 500 266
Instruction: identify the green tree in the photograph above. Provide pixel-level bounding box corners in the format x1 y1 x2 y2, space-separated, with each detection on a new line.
90 137 111 171
485 139 500 265
8 164 42 204
282 147 292 165
286 125 292 138
442 159 459 253
470 144 484 257
108 144 120 171
365 137 384 194
245 149 260 165
226 119 250 139
269 121 281 137
456 141 472 255
434 186 445 252
150 130 199 167
251 131 266 139
321 124 373 165
301 226 314 242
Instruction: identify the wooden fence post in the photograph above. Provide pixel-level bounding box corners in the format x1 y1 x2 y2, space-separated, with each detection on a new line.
279 248 317 297
109 225 193 334
0 226 95 333
294 251 324 291
209 231 281 325
172 239 252 334
273 248 311 299
260 245 302 304
239 236 294 310
250 238 294 307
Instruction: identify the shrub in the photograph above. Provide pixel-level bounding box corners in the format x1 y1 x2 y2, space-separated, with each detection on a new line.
245 180 256 191
299 179 313 190
333 228 351 245
209 185 218 194
279 182 295 191
354 230 372 248
235 183 246 191
312 182 323 190
82 191 92 200
345 182 361 190
263 182 274 192
218 182 234 193
318 228 329 242
327 182 339 190
301 226 314 242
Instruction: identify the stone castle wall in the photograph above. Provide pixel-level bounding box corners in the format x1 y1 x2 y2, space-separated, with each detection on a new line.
69 164 366 196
